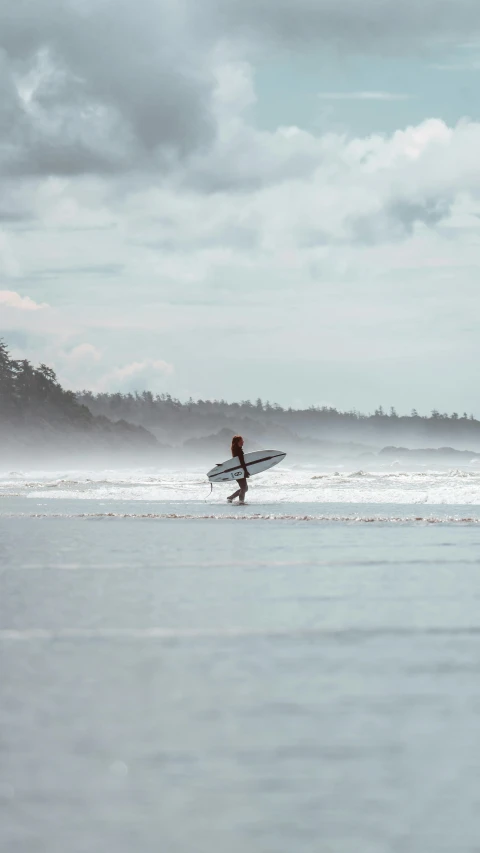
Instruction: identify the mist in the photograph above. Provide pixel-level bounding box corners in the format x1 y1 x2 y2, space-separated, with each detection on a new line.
76 391 480 470
2 337 480 474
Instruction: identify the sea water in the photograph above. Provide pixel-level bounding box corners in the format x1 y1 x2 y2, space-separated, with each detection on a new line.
2 465 480 853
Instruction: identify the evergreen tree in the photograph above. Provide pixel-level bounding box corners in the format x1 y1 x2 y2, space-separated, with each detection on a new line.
0 340 15 412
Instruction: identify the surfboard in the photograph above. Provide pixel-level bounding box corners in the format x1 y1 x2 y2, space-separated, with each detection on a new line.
207 450 286 482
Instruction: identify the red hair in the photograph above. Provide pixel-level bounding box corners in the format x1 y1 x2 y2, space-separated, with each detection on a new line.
231 435 243 456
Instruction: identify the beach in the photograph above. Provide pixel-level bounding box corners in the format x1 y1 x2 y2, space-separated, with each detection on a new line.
2 467 480 852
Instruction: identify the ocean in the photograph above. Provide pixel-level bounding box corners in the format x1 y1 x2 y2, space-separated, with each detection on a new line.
2 463 480 853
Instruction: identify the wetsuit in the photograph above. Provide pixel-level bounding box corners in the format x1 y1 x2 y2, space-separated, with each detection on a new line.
228 448 249 502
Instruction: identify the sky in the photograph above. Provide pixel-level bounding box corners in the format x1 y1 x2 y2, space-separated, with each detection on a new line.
1 0 480 414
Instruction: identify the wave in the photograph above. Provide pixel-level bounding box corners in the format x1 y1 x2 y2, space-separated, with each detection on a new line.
2 467 480 506
4 512 480 523
3 626 480 642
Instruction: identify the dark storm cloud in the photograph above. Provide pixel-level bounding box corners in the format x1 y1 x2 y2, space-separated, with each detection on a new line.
203 0 480 51
0 0 215 177
1 0 480 181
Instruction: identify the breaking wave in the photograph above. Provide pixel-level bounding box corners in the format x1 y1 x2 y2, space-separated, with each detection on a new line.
2 466 480 504
4 512 480 523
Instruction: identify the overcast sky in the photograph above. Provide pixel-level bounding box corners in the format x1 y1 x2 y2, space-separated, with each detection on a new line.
1 0 480 413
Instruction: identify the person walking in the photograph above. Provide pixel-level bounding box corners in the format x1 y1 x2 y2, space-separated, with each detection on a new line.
227 435 249 504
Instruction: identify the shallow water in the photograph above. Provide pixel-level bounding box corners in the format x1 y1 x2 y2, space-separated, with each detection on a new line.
2 467 480 852
2 462 480 504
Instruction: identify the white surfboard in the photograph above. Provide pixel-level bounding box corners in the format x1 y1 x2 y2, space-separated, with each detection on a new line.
207 450 286 482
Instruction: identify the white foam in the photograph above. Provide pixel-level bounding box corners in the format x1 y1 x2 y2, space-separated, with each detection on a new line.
4 511 480 523
1 466 480 504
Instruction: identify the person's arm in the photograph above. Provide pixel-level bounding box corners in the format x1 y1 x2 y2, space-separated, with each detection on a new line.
238 448 249 478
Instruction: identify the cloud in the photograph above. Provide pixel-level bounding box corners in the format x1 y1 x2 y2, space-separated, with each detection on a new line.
114 360 174 379
348 196 454 243
96 359 175 393
0 290 49 311
318 91 411 101
3 116 480 288
0 0 216 177
173 116 480 240
65 343 102 362
1 0 480 182
0 0 479 412
204 0 480 52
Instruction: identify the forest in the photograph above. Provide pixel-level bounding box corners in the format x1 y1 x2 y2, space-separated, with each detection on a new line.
77 389 480 452
2 338 480 461
0 340 156 458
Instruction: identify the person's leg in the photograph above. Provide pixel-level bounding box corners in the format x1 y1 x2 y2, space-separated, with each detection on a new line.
238 478 248 504
228 478 247 502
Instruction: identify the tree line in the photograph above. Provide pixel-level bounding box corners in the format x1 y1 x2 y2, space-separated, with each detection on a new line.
77 390 476 422
2 338 479 447
0 340 155 449
0 339 91 427
77 390 480 446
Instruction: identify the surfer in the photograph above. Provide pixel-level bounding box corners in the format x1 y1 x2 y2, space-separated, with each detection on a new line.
227 435 249 504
